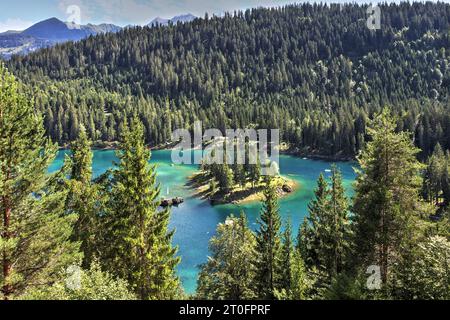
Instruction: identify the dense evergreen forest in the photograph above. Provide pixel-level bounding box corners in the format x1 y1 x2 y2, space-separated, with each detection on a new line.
5 2 450 159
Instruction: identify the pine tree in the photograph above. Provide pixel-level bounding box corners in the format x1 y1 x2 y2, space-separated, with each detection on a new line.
254 182 283 299
233 164 247 187
287 250 309 300
67 126 100 267
0 63 80 299
298 173 329 268
106 118 181 300
197 213 256 299
218 163 234 193
70 126 92 184
326 165 351 277
299 167 350 281
422 143 447 205
352 108 423 286
443 163 450 207
393 236 450 300
249 157 262 187
280 219 293 291
277 219 309 300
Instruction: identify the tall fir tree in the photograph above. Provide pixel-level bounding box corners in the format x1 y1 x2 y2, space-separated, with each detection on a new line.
70 126 93 184
298 173 329 269
66 126 100 268
422 143 447 206
249 157 262 188
276 218 309 300
254 182 283 299
280 218 294 291
0 63 80 299
352 108 423 287
106 118 181 300
299 167 351 281
287 250 309 300
325 165 351 277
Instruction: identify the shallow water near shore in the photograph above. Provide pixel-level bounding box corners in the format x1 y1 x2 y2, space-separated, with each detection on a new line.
49 149 357 294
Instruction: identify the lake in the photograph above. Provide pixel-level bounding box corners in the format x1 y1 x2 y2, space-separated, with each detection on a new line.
49 149 357 294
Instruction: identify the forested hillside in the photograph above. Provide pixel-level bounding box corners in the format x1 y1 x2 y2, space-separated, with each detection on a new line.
6 2 450 158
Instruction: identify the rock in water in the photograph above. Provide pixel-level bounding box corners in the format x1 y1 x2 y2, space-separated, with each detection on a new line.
160 197 184 207
160 199 173 207
172 197 184 206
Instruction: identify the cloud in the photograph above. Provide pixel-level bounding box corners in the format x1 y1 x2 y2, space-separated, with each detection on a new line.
56 0 153 25
0 18 34 32
59 0 298 26
65 0 430 26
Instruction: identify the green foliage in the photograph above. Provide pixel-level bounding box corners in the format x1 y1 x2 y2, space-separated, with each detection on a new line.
0 63 81 299
392 236 450 300
232 164 247 187
352 108 424 287
217 163 234 193
70 126 93 184
276 220 309 300
249 158 262 188
254 183 283 299
205 141 263 194
299 166 351 281
197 213 256 300
422 143 450 207
299 174 328 268
326 165 352 276
66 126 102 267
286 250 309 300
279 219 294 291
103 119 181 300
323 273 366 300
21 261 136 300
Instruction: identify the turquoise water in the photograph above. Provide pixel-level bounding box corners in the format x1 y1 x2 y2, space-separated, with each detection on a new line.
49 150 357 294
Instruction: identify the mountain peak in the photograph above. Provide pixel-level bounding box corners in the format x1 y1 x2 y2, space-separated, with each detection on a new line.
23 17 77 40
148 13 196 27
1 17 122 58
171 13 196 23
149 17 170 26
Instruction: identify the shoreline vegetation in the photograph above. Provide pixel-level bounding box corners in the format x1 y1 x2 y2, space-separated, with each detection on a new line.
60 140 177 151
60 140 356 162
188 171 298 205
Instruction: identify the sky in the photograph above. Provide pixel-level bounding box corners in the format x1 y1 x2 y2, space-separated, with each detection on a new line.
0 0 447 32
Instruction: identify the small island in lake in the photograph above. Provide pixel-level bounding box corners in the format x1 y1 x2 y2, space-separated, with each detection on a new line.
188 160 298 205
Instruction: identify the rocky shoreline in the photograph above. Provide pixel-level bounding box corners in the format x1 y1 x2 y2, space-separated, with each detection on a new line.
280 147 355 162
